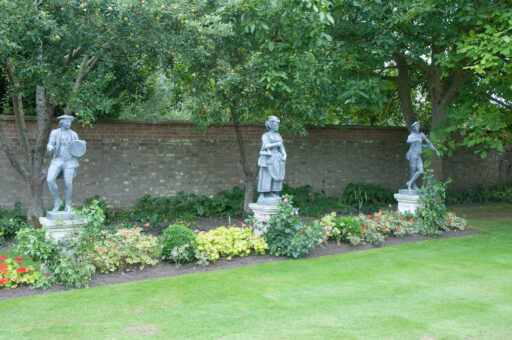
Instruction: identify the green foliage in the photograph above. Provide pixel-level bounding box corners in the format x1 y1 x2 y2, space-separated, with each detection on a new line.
195 226 267 262
0 201 28 239
91 228 159 273
79 199 106 237
446 186 512 205
160 224 196 264
15 227 95 288
418 170 450 236
281 184 340 217
261 195 323 259
338 182 394 213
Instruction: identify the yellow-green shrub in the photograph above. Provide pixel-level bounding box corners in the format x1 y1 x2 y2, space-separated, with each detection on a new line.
196 226 267 261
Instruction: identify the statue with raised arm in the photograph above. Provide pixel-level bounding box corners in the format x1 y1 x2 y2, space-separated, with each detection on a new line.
46 115 86 216
405 121 440 192
256 116 287 206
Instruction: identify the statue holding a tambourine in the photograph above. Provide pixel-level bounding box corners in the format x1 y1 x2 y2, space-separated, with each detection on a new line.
46 115 87 214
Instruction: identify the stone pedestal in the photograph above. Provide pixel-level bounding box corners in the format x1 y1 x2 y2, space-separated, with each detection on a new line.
394 192 422 214
248 203 280 232
39 216 87 242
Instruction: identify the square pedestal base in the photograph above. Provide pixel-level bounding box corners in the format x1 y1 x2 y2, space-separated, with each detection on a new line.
394 193 422 214
39 217 87 242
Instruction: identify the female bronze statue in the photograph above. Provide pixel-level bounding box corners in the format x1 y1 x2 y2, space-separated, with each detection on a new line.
256 116 287 205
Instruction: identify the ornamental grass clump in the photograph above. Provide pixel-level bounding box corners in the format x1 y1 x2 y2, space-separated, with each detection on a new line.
262 195 323 259
91 227 159 273
160 224 197 264
195 226 267 262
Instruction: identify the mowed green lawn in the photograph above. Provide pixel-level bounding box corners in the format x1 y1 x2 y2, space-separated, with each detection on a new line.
1 204 511 339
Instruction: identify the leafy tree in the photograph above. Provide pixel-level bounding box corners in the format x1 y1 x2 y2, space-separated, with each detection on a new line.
171 0 334 212
0 0 215 223
329 0 511 171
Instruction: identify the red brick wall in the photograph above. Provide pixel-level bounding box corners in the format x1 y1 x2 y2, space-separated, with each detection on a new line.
1 117 511 209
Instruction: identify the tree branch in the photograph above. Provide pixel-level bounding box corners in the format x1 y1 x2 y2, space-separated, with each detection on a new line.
63 54 99 115
0 121 28 180
489 95 512 110
439 69 473 109
5 58 32 173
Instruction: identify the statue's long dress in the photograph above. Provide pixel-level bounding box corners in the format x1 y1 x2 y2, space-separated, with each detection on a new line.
257 132 285 193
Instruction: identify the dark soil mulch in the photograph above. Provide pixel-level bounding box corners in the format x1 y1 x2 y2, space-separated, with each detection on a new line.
0 222 479 302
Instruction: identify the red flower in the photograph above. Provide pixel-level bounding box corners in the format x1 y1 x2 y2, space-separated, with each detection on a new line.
367 215 371 219
0 254 6 261
144 222 150 227
136 227 140 231
363 224 367 227
98 248 103 253
89 237 93 241
396 227 400 231
0 277 9 284
114 244 119 248
393 212 398 216
379 209 383 212
121 223 125 226
448 218 451 222
14 257 22 262
382 227 388 232
361 228 366 233
125 232 129 236
16 267 26 273
409 219 414 223
46 275 51 279
1 269 8 274
0 263 7 270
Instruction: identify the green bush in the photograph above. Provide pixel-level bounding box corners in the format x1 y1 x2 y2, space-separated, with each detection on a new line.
15 227 95 289
418 170 450 236
445 185 512 204
0 201 28 239
160 224 197 263
338 182 394 213
260 195 323 259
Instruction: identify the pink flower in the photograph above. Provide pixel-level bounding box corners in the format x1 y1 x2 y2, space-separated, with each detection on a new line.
259 212 263 216
241 223 246 227
290 212 294 216
283 198 288 203
318 239 323 244
263 218 268 223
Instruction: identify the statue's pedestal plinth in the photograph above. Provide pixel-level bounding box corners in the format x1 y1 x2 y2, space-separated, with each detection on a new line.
39 213 87 242
248 203 280 232
394 190 423 214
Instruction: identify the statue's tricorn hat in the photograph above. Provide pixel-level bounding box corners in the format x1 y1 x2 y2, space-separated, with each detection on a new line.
410 121 420 130
57 115 74 122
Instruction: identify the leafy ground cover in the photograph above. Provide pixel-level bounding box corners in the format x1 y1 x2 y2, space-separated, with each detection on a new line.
0 204 510 339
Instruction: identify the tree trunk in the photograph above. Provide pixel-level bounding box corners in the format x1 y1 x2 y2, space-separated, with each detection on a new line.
229 104 257 214
26 173 44 228
393 52 417 127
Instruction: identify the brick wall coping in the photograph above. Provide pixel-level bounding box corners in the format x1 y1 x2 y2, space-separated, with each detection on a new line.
0 115 408 131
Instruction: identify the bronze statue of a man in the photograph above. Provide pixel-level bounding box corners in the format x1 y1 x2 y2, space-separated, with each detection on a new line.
406 121 440 191
46 115 86 213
